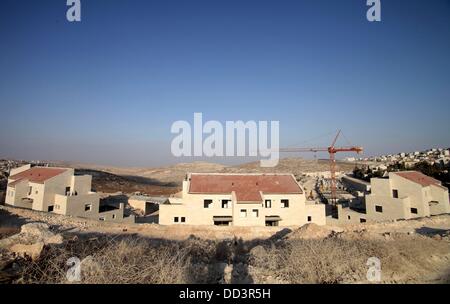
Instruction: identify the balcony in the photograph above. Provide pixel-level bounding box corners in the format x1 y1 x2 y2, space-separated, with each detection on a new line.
21 198 33 204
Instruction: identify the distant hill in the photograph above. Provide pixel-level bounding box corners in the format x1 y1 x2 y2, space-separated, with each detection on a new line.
1 157 357 196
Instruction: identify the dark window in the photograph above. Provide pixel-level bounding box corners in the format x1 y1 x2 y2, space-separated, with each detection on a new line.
375 205 383 213
392 189 398 198
174 217 179 223
281 199 289 208
65 186 71 195
411 208 418 214
307 216 312 222
181 217 186 223
348 215 351 220
265 221 279 227
360 218 366 223
214 221 230 226
204 199 213 208
85 204 92 211
221 200 230 208
264 200 272 208
48 206 54 212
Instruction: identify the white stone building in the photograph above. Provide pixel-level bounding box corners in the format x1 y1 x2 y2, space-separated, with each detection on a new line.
159 173 326 226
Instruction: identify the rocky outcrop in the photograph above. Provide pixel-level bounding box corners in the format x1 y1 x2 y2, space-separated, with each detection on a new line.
0 223 63 260
286 223 342 240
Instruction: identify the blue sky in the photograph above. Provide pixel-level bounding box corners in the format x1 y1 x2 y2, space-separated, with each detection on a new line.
0 0 449 166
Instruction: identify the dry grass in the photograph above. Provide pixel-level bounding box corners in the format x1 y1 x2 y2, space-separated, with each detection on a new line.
8 231 450 284
249 234 450 283
17 236 190 284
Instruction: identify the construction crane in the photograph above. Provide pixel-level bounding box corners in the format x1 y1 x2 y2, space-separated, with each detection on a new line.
280 130 363 204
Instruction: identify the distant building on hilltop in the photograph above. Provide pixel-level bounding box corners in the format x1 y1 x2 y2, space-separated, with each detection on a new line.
5 164 134 223
159 173 326 226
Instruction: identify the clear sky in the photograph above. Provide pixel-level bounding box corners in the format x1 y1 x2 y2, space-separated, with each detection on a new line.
0 0 449 167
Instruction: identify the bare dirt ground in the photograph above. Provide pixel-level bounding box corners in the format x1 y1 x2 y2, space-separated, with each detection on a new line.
1 205 449 284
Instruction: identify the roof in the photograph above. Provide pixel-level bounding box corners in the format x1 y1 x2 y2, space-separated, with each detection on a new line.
394 171 446 189
8 167 68 185
342 175 370 186
188 173 303 202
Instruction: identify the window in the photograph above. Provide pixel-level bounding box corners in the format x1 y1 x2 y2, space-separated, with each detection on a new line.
264 200 272 208
307 216 312 222
240 209 247 218
174 217 179 223
28 186 32 195
348 215 351 220
360 218 366 223
252 209 259 217
265 220 279 227
214 221 230 226
112 214 116 219
204 199 213 208
221 200 230 209
392 189 398 198
99 217 105 221
411 208 418 214
48 206 54 212
181 217 186 223
375 205 383 213
85 204 92 211
65 187 71 195
281 199 289 208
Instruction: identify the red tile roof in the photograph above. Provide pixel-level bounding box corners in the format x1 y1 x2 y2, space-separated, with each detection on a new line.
9 167 68 185
189 174 303 202
394 171 445 189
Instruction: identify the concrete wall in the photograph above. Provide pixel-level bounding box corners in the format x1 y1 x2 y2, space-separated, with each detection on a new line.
5 181 31 208
336 205 368 224
41 170 74 212
428 185 450 215
71 175 92 195
305 204 327 225
390 173 430 218
366 195 411 221
128 199 147 212
54 192 100 218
